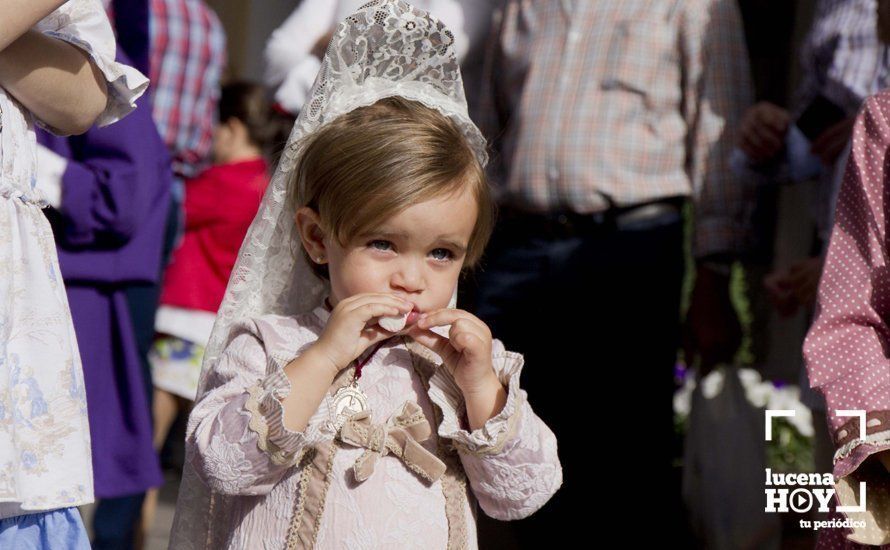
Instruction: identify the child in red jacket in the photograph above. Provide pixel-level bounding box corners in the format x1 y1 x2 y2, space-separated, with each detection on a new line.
151 81 282 407
143 81 292 531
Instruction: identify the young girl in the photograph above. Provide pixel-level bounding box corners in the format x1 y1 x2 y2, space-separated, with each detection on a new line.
0 0 147 546
169 2 561 548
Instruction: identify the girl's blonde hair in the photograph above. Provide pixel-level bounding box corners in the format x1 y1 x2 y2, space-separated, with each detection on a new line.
289 96 494 280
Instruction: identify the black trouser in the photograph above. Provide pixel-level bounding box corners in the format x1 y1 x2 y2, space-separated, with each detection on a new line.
462 204 688 548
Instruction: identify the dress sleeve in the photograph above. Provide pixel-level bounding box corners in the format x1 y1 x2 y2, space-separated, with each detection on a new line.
187 319 333 496
33 0 148 130
802 93 890 545
426 338 563 520
34 143 67 209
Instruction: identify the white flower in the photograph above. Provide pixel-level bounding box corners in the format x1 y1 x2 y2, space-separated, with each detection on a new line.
701 368 725 399
677 364 815 440
768 386 814 437
673 375 697 417
397 11 421 33
737 368 762 389
766 385 795 411
736 368 772 408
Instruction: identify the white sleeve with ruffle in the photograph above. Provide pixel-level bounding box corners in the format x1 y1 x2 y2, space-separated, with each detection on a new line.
426 337 563 520
34 0 148 130
188 319 334 496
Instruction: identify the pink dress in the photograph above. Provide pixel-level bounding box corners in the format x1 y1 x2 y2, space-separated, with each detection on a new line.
169 302 562 548
804 90 890 548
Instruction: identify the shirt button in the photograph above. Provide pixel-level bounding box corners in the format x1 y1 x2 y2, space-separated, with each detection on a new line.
548 166 560 181
568 31 580 43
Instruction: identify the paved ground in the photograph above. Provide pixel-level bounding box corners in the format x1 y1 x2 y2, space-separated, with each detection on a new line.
146 470 179 550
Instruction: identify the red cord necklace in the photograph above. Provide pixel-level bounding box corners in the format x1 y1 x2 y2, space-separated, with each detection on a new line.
325 297 389 432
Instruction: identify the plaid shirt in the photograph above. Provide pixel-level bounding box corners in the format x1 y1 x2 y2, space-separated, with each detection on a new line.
795 0 890 119
792 0 890 241
149 0 226 180
480 0 754 258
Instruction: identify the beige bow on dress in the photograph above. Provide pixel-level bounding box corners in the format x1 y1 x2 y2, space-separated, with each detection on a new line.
338 401 447 483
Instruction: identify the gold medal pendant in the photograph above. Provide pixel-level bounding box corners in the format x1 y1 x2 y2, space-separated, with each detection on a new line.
327 339 389 433
330 380 369 433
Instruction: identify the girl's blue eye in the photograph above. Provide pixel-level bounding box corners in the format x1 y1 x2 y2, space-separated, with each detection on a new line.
368 240 453 262
369 240 393 251
431 248 454 261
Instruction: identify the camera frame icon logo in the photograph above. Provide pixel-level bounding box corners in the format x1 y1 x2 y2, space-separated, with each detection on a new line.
764 409 866 514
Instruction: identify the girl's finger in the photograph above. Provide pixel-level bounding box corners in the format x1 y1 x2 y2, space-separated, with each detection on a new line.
449 329 483 362
350 302 404 324
361 324 399 345
344 294 412 316
360 292 414 309
406 325 456 362
418 308 486 333
448 318 488 345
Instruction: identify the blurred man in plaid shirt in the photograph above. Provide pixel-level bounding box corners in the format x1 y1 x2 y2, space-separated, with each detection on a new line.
469 0 754 546
150 0 226 187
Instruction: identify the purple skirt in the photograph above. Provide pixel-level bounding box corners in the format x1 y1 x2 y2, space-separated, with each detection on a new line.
67 285 163 498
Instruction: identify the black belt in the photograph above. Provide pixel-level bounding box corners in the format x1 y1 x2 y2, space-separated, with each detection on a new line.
495 197 685 240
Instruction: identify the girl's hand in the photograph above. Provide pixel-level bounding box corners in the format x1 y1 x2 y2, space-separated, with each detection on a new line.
405 308 497 395
312 293 413 374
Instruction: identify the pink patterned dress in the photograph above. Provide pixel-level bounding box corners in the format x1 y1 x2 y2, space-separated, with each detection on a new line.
804 89 890 548
169 302 562 549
